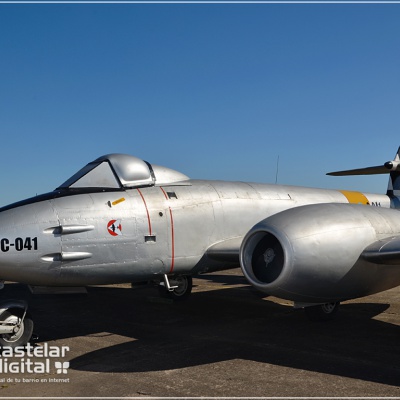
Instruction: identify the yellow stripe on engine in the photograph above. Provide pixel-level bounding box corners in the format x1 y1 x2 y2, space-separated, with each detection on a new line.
339 190 370 205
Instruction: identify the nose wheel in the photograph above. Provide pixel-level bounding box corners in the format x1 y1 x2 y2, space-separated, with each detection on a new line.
0 309 34 348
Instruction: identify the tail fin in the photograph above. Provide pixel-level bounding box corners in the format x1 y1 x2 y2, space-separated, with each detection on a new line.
327 147 400 197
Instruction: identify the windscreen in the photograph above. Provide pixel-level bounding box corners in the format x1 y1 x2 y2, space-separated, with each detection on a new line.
58 161 121 189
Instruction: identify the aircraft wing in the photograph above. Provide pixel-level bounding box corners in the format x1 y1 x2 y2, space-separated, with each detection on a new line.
205 230 400 266
361 236 400 265
206 237 242 262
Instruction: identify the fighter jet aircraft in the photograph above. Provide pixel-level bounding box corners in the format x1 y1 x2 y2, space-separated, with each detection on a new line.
1 148 400 347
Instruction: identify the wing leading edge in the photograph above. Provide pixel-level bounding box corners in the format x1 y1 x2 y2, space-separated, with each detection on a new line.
206 237 242 263
206 233 400 266
361 236 400 265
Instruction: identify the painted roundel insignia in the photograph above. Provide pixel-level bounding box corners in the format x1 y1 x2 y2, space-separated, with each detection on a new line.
107 219 122 236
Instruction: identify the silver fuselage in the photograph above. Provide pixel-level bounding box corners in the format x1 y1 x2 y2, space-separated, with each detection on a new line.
0 179 390 286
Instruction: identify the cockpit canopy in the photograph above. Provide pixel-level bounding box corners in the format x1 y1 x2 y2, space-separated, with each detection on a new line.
58 154 190 190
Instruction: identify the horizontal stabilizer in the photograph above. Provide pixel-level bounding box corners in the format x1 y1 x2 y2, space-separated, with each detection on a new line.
327 147 400 177
206 237 242 262
327 165 390 176
361 236 400 265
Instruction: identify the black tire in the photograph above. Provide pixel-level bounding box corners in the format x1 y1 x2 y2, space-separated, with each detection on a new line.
158 275 193 302
0 310 34 348
304 302 340 322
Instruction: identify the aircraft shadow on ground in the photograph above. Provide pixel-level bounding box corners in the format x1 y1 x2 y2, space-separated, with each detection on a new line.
3 277 399 387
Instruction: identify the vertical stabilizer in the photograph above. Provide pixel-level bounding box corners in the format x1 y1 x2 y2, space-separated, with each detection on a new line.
386 147 400 197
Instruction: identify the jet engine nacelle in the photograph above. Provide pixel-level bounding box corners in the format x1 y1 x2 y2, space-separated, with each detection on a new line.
240 203 400 303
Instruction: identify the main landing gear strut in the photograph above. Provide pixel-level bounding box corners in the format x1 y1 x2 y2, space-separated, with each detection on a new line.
158 274 193 301
303 302 340 322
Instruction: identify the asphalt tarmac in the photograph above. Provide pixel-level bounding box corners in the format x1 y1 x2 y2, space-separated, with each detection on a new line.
0 268 399 398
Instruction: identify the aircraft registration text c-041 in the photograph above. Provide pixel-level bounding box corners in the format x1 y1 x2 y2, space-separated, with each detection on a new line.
0 237 38 252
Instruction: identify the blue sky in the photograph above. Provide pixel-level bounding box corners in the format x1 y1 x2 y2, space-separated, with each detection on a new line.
0 4 399 206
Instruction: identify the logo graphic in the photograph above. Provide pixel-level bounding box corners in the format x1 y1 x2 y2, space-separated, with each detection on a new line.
55 361 70 374
0 343 70 377
107 219 122 236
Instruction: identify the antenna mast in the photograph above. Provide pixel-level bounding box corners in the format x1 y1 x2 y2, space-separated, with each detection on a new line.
275 155 280 184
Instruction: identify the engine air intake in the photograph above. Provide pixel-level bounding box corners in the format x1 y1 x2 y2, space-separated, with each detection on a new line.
251 233 284 284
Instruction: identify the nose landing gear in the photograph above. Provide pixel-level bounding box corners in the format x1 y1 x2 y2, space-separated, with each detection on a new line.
0 300 34 348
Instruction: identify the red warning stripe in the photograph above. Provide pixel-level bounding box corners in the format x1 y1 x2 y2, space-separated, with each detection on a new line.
137 188 152 236
160 187 175 274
